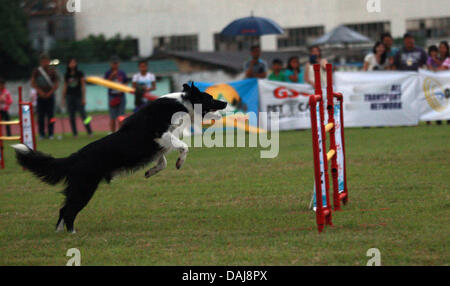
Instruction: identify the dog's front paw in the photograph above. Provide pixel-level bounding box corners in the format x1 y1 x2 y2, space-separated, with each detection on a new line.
145 170 152 178
176 157 185 169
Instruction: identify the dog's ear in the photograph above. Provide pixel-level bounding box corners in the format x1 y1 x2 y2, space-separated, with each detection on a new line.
183 83 191 92
182 82 196 101
190 82 201 94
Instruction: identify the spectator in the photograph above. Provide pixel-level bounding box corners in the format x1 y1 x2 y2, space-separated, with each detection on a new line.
437 41 450 70
426 45 441 71
438 41 450 125
304 46 328 86
380 32 398 69
363 42 388 71
0 77 13 136
31 53 59 140
393 33 427 71
244 45 267 79
426 42 449 125
104 56 128 133
63 58 93 138
30 88 37 108
285 56 304 84
268 58 286 82
132 60 156 111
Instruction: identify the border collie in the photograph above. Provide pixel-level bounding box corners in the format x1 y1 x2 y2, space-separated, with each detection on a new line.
13 83 227 233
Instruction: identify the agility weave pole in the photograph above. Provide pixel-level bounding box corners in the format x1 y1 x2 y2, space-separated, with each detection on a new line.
0 87 37 169
307 64 349 233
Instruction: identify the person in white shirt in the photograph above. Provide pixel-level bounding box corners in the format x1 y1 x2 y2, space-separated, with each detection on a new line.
363 42 388 71
304 45 328 87
132 60 156 111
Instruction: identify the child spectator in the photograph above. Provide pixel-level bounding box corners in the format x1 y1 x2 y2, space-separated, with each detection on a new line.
426 45 441 71
243 45 268 79
426 42 449 125
0 78 13 136
268 59 286 82
437 41 450 125
285 56 304 84
132 60 156 111
105 56 128 133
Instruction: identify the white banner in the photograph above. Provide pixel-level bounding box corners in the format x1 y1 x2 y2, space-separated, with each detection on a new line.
417 69 450 121
334 71 419 127
259 71 450 129
258 80 314 130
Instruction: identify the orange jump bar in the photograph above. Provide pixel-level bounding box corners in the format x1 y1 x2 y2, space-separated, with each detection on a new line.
0 136 21 141
0 121 20 125
327 149 336 161
325 123 334 132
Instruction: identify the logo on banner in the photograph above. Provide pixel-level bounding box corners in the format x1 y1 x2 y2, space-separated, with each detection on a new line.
355 84 403 110
205 84 248 113
423 77 450 112
273 86 308 99
266 87 310 117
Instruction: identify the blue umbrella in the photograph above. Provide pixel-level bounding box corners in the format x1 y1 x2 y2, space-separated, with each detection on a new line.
221 14 284 36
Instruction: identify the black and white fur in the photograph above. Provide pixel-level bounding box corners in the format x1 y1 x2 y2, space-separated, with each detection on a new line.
13 83 227 233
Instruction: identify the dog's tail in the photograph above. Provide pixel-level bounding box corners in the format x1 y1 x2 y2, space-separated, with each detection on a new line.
12 144 76 185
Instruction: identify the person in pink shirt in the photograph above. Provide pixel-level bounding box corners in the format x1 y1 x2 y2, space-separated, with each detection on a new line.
441 57 450 70
436 41 450 125
0 78 13 136
437 41 449 71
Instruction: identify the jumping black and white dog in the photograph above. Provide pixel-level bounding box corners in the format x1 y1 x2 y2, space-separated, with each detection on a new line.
13 83 227 233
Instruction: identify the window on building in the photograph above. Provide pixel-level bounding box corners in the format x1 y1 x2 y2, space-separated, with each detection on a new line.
214 34 260 51
153 35 198 52
345 22 390 41
277 26 324 49
47 20 55 36
406 17 450 38
55 16 76 41
129 39 139 57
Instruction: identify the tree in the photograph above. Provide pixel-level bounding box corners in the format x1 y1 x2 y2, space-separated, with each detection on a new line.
50 34 138 63
0 0 36 80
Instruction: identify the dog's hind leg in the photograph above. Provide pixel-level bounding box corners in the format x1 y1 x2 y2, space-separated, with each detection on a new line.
55 206 66 232
145 155 167 178
58 178 100 233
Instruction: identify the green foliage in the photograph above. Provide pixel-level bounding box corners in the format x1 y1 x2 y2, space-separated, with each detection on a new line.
0 124 449 265
50 34 138 63
0 0 37 80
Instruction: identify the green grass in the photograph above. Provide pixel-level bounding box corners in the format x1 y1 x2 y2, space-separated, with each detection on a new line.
0 125 449 265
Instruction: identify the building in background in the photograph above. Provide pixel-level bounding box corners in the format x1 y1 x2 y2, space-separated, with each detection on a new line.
22 0 75 53
73 0 450 57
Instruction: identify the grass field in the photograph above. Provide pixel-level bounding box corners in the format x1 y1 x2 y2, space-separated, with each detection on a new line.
0 124 448 266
